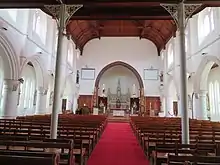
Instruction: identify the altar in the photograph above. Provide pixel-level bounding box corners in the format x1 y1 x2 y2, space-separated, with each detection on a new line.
113 110 125 116
98 78 140 115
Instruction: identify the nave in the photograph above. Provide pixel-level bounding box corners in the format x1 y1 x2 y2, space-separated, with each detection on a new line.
0 114 220 164
88 122 149 165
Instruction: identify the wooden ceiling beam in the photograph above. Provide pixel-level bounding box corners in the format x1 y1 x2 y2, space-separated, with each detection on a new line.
1 0 220 8
87 21 101 39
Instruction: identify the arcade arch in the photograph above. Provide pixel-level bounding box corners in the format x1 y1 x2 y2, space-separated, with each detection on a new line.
18 63 36 115
194 56 220 121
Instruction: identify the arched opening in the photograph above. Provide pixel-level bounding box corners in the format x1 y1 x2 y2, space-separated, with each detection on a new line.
207 63 220 121
95 61 144 88
167 43 174 69
194 56 220 121
94 61 144 116
0 34 19 118
197 7 215 44
18 63 36 116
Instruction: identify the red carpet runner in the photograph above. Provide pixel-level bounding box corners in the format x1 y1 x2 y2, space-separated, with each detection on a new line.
87 123 149 165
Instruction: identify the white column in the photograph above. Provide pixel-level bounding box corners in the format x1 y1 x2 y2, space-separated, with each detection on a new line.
177 100 181 117
197 90 208 120
67 95 73 110
165 96 173 117
73 96 78 113
178 2 189 144
159 96 165 117
35 87 47 115
1 79 19 118
193 93 200 119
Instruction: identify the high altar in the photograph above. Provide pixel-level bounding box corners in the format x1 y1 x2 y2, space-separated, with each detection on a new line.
100 79 138 116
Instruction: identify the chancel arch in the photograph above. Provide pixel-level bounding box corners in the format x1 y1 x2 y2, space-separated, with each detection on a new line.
94 61 144 116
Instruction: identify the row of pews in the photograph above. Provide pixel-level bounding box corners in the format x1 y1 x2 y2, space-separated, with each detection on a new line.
0 114 107 165
130 116 220 165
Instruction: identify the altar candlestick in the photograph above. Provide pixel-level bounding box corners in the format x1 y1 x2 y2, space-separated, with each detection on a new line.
132 84 136 95
150 102 152 110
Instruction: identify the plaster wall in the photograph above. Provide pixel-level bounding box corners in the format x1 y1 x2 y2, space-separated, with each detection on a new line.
79 37 161 96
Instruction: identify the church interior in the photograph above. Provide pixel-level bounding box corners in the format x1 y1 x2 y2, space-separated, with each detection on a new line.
0 0 220 164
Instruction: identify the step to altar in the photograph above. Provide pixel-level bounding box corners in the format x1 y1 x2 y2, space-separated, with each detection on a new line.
107 116 130 123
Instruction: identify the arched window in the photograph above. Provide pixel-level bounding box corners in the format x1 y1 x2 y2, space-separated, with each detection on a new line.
161 51 164 61
209 82 215 114
198 7 215 43
8 9 17 22
209 81 220 115
185 29 189 52
67 44 74 66
214 81 220 114
54 31 58 56
32 10 47 44
167 44 174 68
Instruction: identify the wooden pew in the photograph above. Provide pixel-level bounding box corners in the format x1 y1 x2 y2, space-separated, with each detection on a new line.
167 154 220 165
0 152 59 165
152 143 217 165
0 114 107 165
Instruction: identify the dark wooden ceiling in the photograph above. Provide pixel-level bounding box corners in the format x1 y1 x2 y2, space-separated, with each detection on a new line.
1 0 220 54
67 20 176 52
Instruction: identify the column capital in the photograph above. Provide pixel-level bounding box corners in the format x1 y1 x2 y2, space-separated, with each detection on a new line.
37 86 48 95
199 90 208 97
3 79 20 91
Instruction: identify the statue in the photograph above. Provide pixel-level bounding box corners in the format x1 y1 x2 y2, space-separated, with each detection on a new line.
116 98 121 108
160 71 163 82
116 78 121 97
132 102 137 111
131 101 137 114
99 100 104 108
99 100 105 113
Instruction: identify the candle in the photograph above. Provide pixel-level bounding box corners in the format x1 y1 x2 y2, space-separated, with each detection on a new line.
132 84 136 95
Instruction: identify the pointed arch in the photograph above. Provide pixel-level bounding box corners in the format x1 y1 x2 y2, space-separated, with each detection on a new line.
0 32 19 80
94 61 144 89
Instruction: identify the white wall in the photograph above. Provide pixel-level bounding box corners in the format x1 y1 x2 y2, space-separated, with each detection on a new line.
0 9 79 116
161 7 220 120
98 65 140 96
79 37 161 96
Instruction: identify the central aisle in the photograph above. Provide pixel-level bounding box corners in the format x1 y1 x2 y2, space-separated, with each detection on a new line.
87 122 149 165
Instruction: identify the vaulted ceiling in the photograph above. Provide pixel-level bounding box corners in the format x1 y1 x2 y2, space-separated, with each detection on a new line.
1 0 220 54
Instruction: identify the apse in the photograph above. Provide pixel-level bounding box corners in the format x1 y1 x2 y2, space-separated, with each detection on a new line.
98 65 140 97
